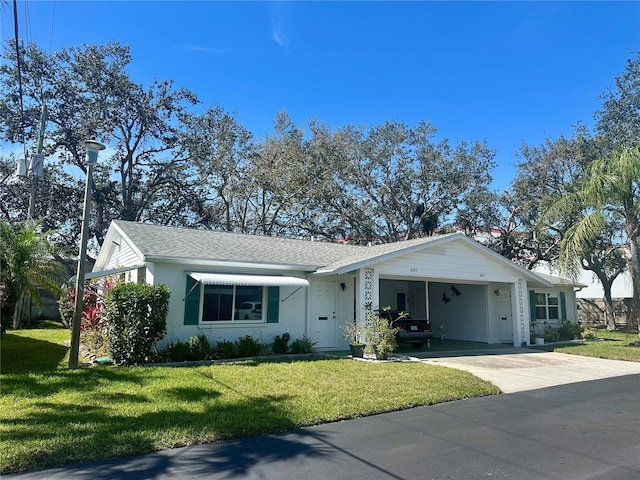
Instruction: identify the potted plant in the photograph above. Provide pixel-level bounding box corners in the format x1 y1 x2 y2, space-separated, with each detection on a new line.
341 320 366 358
530 319 544 345
363 309 398 360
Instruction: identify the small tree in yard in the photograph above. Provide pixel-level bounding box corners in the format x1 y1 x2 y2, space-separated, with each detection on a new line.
1 219 67 330
363 309 398 360
106 283 170 365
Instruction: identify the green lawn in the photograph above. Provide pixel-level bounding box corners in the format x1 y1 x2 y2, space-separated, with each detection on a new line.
0 327 499 474
532 329 640 362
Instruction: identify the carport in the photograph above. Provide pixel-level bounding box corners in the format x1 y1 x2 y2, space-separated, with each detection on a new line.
428 282 489 342
317 233 557 350
378 278 518 345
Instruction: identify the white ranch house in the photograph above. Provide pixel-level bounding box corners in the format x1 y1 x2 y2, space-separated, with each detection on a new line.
92 221 580 350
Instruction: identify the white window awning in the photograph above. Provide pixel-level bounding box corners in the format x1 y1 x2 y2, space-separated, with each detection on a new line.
189 273 309 287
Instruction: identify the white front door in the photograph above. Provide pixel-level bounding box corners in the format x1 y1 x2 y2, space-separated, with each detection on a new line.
496 289 513 342
310 281 337 348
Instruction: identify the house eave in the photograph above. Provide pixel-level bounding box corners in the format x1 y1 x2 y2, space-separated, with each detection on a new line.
145 255 319 272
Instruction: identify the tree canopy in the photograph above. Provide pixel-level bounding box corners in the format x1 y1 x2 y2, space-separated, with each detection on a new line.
0 39 496 247
0 38 637 333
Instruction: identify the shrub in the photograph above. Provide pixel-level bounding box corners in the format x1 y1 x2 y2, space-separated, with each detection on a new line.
272 333 290 354
213 340 237 359
80 328 110 358
163 340 191 362
581 328 599 340
364 310 398 359
236 335 262 358
341 321 366 345
543 318 581 343
60 280 117 358
106 283 170 365
188 335 212 360
290 335 317 354
58 289 75 328
58 280 117 329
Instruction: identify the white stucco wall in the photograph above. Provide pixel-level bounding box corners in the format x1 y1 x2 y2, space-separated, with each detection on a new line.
150 262 309 347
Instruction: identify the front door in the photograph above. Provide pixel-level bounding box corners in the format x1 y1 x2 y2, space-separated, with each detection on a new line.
496 289 513 342
310 281 337 348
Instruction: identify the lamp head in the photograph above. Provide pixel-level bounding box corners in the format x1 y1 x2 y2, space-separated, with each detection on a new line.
84 140 106 165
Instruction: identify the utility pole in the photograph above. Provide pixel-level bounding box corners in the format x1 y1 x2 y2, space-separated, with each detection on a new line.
27 104 47 219
13 104 48 329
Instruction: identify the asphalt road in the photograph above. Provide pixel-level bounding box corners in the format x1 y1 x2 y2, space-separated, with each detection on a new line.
7 374 639 480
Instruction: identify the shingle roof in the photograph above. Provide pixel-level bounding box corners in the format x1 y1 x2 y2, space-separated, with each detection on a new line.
534 272 587 288
104 221 550 287
111 220 365 269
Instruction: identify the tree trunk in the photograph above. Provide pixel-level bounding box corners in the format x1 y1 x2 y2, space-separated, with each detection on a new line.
627 236 640 338
601 286 617 330
591 268 618 330
12 293 24 329
624 213 639 338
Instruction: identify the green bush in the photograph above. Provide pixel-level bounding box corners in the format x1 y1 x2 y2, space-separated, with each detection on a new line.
581 328 599 340
543 318 581 343
364 310 398 359
80 328 110 358
106 283 170 365
154 336 211 362
188 335 212 360
213 340 237 359
236 335 262 358
272 333 290 354
163 340 191 362
290 335 317 354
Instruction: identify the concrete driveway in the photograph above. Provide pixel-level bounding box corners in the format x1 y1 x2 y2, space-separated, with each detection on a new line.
412 347 640 393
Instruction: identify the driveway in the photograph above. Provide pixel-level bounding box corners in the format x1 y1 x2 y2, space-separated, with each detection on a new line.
412 347 640 393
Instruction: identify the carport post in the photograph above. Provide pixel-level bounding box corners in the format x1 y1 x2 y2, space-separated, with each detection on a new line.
512 279 530 347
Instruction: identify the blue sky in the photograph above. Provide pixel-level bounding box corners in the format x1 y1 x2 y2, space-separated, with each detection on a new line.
1 1 639 190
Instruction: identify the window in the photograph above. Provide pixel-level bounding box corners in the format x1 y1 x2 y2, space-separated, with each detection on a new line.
535 292 559 321
184 274 286 326
202 285 264 322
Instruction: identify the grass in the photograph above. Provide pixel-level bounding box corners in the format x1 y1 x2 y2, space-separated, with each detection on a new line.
532 329 640 362
1 323 71 374
0 326 499 474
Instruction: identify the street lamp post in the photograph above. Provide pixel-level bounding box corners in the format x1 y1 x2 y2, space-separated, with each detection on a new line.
69 140 105 370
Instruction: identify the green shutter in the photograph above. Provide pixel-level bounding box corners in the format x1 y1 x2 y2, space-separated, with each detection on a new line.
529 290 537 322
559 291 567 320
266 286 280 323
184 276 200 325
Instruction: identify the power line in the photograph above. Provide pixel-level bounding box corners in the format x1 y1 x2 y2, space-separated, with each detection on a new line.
49 0 56 53
12 0 27 161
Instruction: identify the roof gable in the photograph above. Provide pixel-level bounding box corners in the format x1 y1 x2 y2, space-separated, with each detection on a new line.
316 233 551 287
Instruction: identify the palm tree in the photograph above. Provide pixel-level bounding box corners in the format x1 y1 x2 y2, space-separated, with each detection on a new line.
551 148 639 336
0 219 67 330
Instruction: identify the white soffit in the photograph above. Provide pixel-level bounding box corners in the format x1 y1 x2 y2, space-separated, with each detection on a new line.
189 273 309 287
